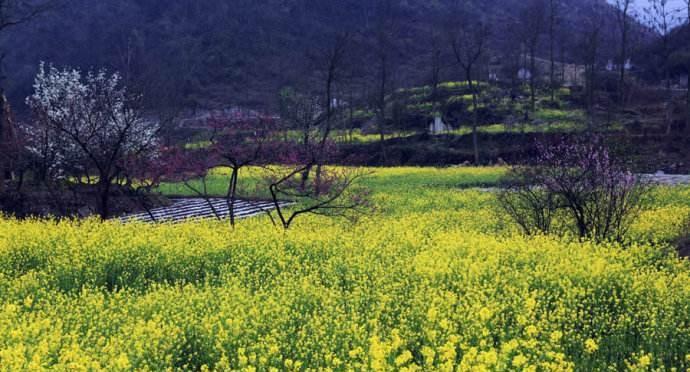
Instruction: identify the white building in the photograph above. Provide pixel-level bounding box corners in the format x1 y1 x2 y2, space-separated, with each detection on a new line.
518 68 532 81
606 59 633 72
429 115 452 134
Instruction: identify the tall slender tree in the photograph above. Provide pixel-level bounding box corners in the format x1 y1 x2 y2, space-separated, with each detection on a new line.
683 0 690 134
0 73 16 192
312 32 350 187
548 0 562 104
579 3 606 126
520 0 546 113
280 31 351 188
428 26 445 124
614 0 635 106
448 4 490 165
369 0 400 164
645 0 677 135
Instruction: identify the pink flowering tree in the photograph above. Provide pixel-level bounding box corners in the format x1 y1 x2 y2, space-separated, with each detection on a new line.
264 140 373 230
158 115 282 226
498 136 649 242
118 148 174 220
209 115 281 226
156 146 224 219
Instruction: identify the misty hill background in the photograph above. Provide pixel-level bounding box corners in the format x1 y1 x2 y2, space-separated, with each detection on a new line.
1 0 643 113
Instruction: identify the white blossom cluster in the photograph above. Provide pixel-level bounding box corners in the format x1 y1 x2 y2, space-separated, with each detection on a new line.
25 63 159 180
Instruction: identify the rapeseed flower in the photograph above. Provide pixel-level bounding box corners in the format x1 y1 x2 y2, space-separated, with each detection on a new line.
585 339 599 354
0 168 688 370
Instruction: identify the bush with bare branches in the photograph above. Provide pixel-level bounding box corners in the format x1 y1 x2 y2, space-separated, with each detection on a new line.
498 137 649 242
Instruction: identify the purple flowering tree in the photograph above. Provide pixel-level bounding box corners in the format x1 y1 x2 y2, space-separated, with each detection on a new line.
499 137 649 242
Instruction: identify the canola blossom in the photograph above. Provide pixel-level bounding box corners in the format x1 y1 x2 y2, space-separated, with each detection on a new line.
1 167 690 371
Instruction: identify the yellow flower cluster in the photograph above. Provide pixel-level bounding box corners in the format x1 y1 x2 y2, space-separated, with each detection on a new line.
0 167 689 371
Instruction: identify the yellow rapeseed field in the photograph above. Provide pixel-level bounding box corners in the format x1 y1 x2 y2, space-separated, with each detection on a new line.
1 167 690 371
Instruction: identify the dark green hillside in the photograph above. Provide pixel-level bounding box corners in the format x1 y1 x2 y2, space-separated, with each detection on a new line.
2 0 627 112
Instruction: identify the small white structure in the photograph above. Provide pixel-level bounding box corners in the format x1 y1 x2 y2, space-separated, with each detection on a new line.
606 59 633 72
606 60 614 72
429 115 452 134
518 68 532 81
624 59 633 70
488 71 499 82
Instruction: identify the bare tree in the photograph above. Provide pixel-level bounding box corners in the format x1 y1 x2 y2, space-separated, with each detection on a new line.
579 3 606 125
369 0 400 164
682 0 690 134
266 162 372 230
519 0 546 113
428 27 445 122
498 19 524 112
280 32 350 189
280 88 319 146
448 6 490 165
312 32 350 185
211 116 279 227
0 0 54 31
645 0 677 135
0 88 17 193
548 0 562 103
614 0 636 106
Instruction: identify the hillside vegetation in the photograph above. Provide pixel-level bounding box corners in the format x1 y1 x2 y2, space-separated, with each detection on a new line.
2 0 622 110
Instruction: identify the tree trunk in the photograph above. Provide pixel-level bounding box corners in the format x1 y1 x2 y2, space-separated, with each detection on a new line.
0 91 12 194
558 41 565 83
549 0 556 104
549 53 555 103
585 65 596 127
378 114 387 164
665 71 673 136
377 59 388 164
472 122 479 165
0 94 5 195
300 163 313 191
98 179 112 220
300 131 311 189
467 71 480 165
619 20 628 106
686 76 690 136
226 167 239 228
530 51 537 112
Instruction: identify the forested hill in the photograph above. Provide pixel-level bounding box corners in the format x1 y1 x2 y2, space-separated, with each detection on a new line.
2 0 628 112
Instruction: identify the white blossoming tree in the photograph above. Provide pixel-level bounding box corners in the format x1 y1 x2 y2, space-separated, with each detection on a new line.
26 63 159 219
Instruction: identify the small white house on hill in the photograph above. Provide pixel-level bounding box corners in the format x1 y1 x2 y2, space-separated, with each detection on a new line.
429 115 452 134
